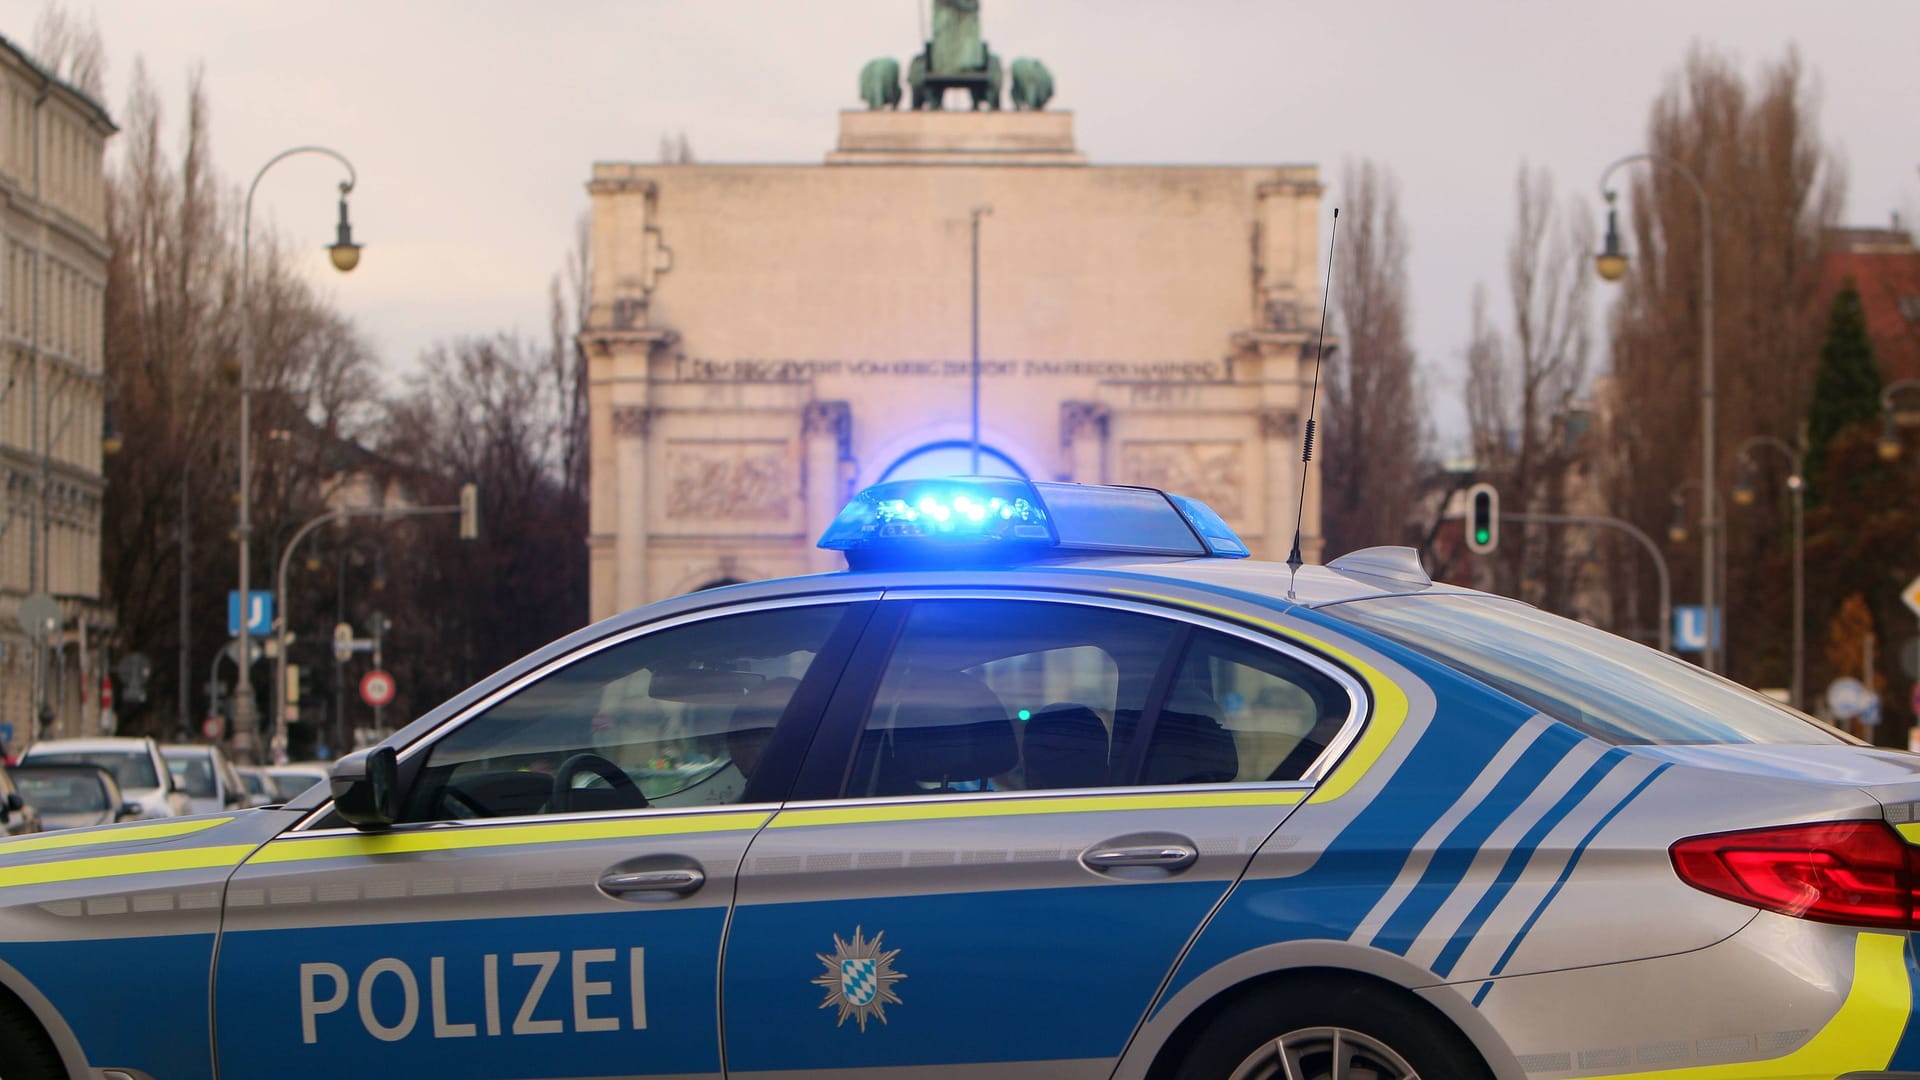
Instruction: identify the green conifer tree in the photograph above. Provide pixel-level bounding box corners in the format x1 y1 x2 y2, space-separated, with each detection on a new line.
1803 279 1882 504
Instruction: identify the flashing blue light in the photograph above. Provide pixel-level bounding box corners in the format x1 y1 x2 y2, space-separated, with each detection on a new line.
818 478 1055 562
818 475 1252 567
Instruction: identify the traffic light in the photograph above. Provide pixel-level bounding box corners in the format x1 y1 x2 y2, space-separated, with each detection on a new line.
458 482 479 540
1466 483 1499 554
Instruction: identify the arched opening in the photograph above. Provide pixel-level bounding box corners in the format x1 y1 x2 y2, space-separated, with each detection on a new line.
877 440 1028 483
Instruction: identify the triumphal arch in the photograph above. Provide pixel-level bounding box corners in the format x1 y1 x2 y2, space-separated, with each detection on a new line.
581 12 1328 617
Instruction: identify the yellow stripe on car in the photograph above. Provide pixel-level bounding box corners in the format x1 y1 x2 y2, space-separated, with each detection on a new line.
251 810 773 864
1584 931 1907 1079
1111 589 1408 803
770 788 1307 830
0 816 233 857
0 843 257 890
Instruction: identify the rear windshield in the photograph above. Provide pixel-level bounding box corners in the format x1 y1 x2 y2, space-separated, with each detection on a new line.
16 773 108 812
29 751 160 789
1324 594 1849 746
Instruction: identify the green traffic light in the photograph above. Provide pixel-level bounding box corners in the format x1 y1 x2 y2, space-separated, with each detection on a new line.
1474 528 1490 544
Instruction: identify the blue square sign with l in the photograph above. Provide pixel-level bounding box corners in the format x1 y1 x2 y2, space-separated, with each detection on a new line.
227 591 274 637
1673 605 1722 653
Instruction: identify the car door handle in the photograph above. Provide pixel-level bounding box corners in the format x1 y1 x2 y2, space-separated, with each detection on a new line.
1082 842 1198 872
598 867 705 897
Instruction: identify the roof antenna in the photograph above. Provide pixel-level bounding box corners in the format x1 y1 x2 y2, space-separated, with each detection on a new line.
1287 207 1339 599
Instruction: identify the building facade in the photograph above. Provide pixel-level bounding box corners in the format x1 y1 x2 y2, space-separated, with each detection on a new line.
0 37 114 748
583 110 1327 619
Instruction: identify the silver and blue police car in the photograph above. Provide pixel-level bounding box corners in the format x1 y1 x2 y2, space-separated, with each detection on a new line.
2 476 1919 1080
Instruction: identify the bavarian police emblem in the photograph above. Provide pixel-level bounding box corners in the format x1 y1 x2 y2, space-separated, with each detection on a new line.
813 926 905 1030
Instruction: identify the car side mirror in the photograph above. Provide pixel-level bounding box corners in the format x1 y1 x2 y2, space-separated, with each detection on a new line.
331 747 400 831
117 803 143 822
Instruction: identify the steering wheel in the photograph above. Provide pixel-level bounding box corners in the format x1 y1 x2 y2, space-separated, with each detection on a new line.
551 753 647 813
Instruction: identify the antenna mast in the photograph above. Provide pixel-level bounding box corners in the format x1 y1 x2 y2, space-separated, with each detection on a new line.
1287 208 1340 597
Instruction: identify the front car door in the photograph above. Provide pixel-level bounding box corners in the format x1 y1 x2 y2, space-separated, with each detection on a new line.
721 593 1363 1077
212 598 870 1079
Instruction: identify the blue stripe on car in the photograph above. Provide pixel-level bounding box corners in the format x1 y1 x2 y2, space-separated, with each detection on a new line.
1369 722 1585 957
1472 763 1672 1006
1430 746 1630 978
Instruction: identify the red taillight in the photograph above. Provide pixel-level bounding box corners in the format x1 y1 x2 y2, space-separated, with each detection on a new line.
1670 820 1916 930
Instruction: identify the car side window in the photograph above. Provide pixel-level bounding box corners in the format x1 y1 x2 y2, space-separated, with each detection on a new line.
401 604 847 823
844 600 1182 797
1146 628 1349 784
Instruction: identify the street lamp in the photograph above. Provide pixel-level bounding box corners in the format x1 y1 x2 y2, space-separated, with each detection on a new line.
1733 435 1805 709
1598 152 1716 671
234 146 361 764
1877 379 1920 462
1668 482 1696 545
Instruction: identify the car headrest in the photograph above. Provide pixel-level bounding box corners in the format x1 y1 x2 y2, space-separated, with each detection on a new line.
730 675 800 732
1023 702 1110 790
886 670 1018 784
1142 708 1240 786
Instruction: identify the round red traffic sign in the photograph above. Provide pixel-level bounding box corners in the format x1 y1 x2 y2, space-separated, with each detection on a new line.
360 670 396 708
202 716 223 740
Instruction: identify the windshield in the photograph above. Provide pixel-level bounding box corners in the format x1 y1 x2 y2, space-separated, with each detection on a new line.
16 773 108 813
165 756 218 798
30 751 161 790
1325 594 1849 746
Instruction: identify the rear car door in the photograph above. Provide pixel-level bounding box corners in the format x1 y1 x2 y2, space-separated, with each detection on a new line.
721 593 1362 1077
211 598 869 1079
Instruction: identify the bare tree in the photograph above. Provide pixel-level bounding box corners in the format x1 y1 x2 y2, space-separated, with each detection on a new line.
1322 160 1426 556
31 4 106 98
1604 46 1840 689
103 64 381 737
368 334 587 717
1464 164 1594 607
658 132 696 164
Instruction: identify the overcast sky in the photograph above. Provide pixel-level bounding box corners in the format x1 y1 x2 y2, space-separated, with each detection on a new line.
20 1 1920 451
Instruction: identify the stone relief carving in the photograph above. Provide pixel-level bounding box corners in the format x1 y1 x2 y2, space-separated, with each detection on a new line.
611 405 654 439
802 400 853 458
1258 408 1297 441
666 444 790 520
1120 442 1246 519
1059 400 1109 448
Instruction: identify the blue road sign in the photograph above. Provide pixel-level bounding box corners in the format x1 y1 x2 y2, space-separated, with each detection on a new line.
227 591 274 637
1673 605 1723 653
0 723 13 747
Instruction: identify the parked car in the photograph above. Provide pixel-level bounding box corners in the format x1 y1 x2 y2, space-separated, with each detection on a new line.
265 763 330 802
159 744 251 815
0 763 40 836
19 737 189 818
10 764 141 830
235 767 277 807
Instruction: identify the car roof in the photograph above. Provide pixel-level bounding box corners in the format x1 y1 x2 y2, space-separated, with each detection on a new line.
159 744 218 758
23 737 156 753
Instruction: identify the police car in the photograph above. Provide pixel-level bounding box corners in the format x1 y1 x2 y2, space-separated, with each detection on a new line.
2 475 1918 1080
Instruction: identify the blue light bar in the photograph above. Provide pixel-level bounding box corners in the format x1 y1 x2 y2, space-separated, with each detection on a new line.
819 478 1055 563
819 476 1252 567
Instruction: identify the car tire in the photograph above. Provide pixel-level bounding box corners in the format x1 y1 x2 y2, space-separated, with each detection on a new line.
0 994 65 1080
1173 977 1490 1080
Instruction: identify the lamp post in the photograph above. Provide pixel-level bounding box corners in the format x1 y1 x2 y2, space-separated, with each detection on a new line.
1598 152 1716 671
233 146 362 764
270 489 475 761
1877 379 1920 461
968 205 991 474
1731 435 1805 709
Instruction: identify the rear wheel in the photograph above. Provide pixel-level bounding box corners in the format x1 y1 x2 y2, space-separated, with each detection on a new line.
1174 979 1489 1080
0 992 65 1080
